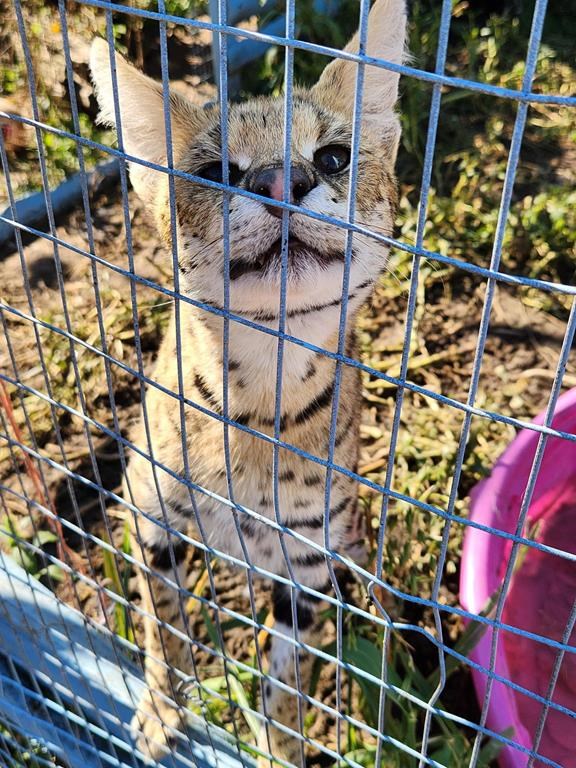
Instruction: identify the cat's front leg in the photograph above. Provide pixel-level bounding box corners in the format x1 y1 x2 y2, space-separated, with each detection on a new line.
127 479 193 761
257 536 344 768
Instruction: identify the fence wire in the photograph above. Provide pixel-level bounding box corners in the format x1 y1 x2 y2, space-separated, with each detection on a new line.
0 1 575 768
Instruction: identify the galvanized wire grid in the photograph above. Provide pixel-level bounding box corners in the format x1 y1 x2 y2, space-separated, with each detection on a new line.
0 1 575 767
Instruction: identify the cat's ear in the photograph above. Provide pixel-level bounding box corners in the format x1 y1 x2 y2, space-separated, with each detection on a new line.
312 0 407 156
90 38 204 205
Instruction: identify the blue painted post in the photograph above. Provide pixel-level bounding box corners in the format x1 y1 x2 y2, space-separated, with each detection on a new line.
209 0 341 94
0 552 255 768
0 160 119 256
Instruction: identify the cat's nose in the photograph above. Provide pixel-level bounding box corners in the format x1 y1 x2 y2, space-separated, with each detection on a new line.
250 164 315 218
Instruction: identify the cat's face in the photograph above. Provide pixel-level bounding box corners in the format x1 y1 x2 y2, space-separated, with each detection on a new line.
171 93 398 317
90 0 406 319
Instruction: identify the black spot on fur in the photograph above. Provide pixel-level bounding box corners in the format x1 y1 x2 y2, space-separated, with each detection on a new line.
194 373 221 414
302 580 332 602
293 551 326 568
272 582 315 630
331 496 352 518
294 382 334 425
228 259 260 281
239 517 265 543
239 517 257 536
287 497 348 530
154 596 174 610
148 539 187 571
335 413 355 447
288 513 325 530
279 469 295 482
302 361 316 382
260 414 287 431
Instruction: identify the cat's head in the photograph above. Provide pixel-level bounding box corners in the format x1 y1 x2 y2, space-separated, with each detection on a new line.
90 0 406 321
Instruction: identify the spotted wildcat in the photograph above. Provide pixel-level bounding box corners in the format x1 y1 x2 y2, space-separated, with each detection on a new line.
90 1 406 763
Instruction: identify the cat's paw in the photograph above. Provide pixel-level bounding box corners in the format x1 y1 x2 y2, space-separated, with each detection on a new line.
131 691 185 763
257 724 305 768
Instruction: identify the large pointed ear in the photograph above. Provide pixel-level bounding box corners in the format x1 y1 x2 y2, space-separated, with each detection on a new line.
312 0 407 155
89 38 203 206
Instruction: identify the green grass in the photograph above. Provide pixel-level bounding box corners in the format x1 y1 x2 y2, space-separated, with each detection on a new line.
320 623 506 767
101 520 135 645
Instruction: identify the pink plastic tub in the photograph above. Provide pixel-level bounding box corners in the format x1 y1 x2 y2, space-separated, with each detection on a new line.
460 388 576 768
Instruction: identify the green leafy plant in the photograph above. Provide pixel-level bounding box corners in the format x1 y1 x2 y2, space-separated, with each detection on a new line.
101 520 135 644
316 611 507 768
240 0 359 95
1 516 64 586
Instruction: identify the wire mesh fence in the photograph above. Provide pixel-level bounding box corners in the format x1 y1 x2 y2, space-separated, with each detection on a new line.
0 1 575 767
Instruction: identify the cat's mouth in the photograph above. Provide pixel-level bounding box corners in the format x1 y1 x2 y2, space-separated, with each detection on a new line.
228 236 344 281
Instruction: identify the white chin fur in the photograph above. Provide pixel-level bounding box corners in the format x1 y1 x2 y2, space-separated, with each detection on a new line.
234 258 346 306
180 196 388 316
198 259 370 317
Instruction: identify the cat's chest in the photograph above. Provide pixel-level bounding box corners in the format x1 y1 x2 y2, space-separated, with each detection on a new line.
169 460 327 569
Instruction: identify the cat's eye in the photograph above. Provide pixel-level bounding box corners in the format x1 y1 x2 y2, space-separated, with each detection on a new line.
197 162 242 186
313 144 351 175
